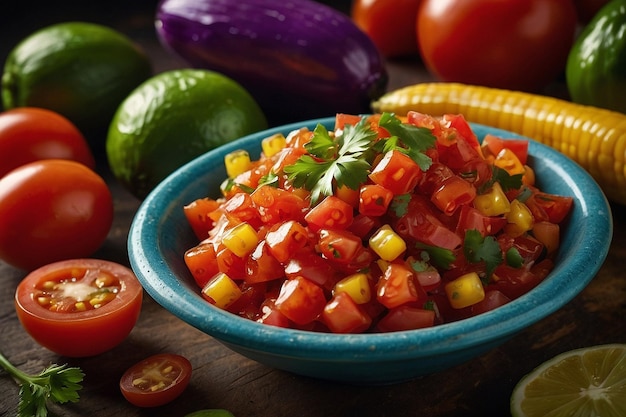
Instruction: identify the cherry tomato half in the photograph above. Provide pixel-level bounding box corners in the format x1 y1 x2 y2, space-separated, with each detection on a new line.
120 353 192 408
14 259 143 357
416 0 578 92
0 107 94 178
351 0 422 58
0 159 113 271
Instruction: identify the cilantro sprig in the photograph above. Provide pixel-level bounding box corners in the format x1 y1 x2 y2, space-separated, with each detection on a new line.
284 113 436 204
463 229 503 280
0 351 84 417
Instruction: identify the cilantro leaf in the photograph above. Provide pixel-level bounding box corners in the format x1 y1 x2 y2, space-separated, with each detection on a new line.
463 229 503 278
378 112 436 171
478 166 523 194
505 247 524 268
415 242 456 270
284 118 378 204
390 193 411 217
1 351 84 417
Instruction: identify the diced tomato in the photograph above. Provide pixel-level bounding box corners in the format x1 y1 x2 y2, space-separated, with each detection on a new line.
215 246 247 280
532 221 560 254
369 150 423 195
348 213 380 239
251 185 308 224
317 229 364 265
526 191 574 224
359 183 394 216
418 162 454 196
376 263 425 309
321 292 372 334
431 175 477 215
305 195 354 232
482 134 529 165
456 205 507 237
183 198 221 240
264 220 310 263
245 240 284 284
376 305 436 332
470 289 511 315
284 247 338 289
275 276 326 325
184 241 220 288
221 192 262 228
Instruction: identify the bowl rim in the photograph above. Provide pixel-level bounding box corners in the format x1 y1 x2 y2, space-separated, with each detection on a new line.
128 117 613 361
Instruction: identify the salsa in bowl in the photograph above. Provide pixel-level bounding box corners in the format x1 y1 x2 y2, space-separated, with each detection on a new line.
128 114 612 384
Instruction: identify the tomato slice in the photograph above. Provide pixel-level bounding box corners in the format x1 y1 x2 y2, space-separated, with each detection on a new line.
14 259 143 357
120 353 192 408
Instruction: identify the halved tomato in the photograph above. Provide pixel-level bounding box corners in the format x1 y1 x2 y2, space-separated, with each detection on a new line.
120 353 192 408
14 259 143 357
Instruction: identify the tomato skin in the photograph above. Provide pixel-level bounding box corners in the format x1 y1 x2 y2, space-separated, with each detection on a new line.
0 107 95 178
14 259 143 357
0 159 114 271
120 353 192 408
352 0 422 58
417 0 578 92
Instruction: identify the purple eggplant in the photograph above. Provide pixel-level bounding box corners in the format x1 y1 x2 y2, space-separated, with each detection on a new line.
155 0 388 125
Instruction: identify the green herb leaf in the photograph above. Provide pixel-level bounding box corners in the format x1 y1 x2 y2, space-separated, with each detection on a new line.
478 166 523 194
415 242 456 270
505 247 524 268
284 118 378 204
463 229 503 278
378 112 436 171
0 351 84 417
390 193 411 217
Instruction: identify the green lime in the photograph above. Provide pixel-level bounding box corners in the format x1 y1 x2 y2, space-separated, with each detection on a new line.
2 21 152 142
510 344 626 417
106 68 268 199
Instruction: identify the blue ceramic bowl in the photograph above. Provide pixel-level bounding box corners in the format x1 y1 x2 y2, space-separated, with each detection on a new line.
128 118 613 385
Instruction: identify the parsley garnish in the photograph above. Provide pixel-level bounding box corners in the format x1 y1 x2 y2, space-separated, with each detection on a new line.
415 242 456 270
284 113 436 205
390 193 411 217
0 351 84 417
258 172 279 188
284 119 377 204
376 112 436 170
463 229 503 279
478 166 523 194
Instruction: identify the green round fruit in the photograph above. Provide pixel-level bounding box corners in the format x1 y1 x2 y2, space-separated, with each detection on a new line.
106 69 268 199
566 0 626 113
2 21 152 141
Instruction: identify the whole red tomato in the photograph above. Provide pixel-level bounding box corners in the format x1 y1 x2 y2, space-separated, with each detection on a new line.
0 107 94 178
0 159 113 271
15 259 143 357
352 0 422 58
417 0 578 92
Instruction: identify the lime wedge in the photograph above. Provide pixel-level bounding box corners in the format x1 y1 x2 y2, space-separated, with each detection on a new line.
511 344 626 417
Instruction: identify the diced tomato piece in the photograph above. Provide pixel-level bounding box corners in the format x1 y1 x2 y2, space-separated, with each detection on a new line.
317 229 364 264
184 241 220 288
368 150 422 195
183 198 221 240
251 185 308 224
526 191 574 224
482 134 529 165
305 195 354 232
359 184 394 217
245 240 284 284
532 221 560 254
418 162 454 196
321 292 372 334
256 299 291 328
264 220 310 263
275 276 326 325
284 247 338 289
376 305 436 332
215 245 247 280
376 263 423 309
221 192 262 228
456 205 507 237
431 175 476 215
348 213 380 239
470 289 511 315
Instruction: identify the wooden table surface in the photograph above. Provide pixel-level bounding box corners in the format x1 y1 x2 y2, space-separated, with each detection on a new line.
1 2 625 416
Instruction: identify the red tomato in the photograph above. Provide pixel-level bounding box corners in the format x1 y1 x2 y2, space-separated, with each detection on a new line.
416 0 578 92
14 259 143 357
369 150 422 195
120 353 192 408
0 107 95 178
321 292 372 334
305 195 354 231
351 0 422 58
0 160 114 271
275 276 326 325
376 305 435 332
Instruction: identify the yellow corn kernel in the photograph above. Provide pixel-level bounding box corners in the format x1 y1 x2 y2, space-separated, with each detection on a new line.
334 273 371 304
261 133 287 157
444 272 485 309
222 222 258 257
505 199 534 236
224 150 251 178
371 82 626 205
473 182 510 216
494 148 526 176
202 272 242 309
369 225 407 261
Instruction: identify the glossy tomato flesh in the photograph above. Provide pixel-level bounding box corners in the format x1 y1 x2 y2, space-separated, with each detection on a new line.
0 107 94 178
120 353 192 407
15 259 143 357
0 159 113 271
417 0 578 91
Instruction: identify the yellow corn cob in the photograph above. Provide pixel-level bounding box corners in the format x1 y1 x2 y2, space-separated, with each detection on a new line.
372 82 626 205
